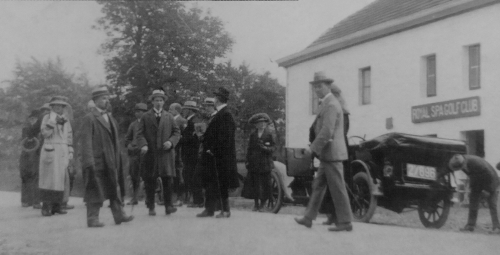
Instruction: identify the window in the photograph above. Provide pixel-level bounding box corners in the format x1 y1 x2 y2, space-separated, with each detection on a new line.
360 67 371 105
468 45 480 89
426 55 436 97
311 86 319 115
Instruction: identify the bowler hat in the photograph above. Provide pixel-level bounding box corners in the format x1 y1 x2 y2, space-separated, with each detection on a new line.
148 89 168 101
92 86 110 100
48 96 69 106
134 103 148 111
249 113 271 124
213 87 230 101
182 101 199 111
203 97 216 106
448 154 465 171
310 71 333 85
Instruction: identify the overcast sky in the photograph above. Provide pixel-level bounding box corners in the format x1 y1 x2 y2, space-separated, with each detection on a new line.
0 0 374 89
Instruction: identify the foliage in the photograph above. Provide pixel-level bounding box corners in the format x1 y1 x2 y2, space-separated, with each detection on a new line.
94 0 234 127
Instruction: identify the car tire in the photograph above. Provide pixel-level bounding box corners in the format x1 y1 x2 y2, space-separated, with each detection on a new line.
351 172 377 223
418 196 451 229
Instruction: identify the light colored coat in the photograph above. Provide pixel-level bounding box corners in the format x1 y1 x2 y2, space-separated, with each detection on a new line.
310 93 347 161
39 111 73 191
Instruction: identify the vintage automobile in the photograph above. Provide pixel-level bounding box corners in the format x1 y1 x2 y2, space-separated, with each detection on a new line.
266 132 467 229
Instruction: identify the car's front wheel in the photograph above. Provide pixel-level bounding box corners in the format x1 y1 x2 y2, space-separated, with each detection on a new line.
350 172 377 222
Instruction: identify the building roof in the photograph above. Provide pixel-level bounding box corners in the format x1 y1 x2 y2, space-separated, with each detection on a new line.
277 0 500 68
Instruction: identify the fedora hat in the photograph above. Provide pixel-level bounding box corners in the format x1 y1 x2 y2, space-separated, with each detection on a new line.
448 154 465 171
48 96 69 106
134 103 148 111
92 86 110 100
182 101 199 111
203 97 216 106
148 89 168 101
249 113 271 124
310 71 333 85
213 87 230 101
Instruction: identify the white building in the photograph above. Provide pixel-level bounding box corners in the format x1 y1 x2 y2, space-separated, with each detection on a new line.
277 0 500 168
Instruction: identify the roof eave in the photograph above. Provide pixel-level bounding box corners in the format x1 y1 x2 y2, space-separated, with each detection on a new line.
277 0 500 68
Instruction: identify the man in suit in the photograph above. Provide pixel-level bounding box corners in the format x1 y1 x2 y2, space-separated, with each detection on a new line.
295 72 353 232
449 154 500 234
80 86 134 227
197 87 239 218
181 101 203 207
136 89 181 216
125 103 148 205
168 102 187 206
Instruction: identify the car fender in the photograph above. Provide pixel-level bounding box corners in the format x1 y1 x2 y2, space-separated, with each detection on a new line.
350 160 383 196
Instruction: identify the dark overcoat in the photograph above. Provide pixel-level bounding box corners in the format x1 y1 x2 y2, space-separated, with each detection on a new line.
181 116 201 163
246 128 275 173
136 109 181 179
201 106 239 189
80 108 124 204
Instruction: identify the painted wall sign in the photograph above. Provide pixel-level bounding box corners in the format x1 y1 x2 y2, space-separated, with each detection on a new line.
411 96 480 123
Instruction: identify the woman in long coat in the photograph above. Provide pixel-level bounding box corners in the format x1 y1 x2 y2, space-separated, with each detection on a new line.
38 98 73 216
244 113 275 212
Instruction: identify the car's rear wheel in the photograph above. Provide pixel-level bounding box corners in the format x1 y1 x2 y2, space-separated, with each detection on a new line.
351 172 377 222
418 196 451 229
263 170 283 214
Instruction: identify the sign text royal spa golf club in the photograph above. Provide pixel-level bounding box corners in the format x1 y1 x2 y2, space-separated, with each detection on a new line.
411 96 480 123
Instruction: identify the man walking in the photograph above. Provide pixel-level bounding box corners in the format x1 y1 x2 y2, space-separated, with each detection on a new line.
125 103 148 205
197 87 239 218
168 102 187 206
137 89 181 216
181 101 203 206
80 86 134 227
295 72 353 232
449 154 500 234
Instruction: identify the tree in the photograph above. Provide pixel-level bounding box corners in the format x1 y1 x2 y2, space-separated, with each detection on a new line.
0 57 92 128
94 0 234 123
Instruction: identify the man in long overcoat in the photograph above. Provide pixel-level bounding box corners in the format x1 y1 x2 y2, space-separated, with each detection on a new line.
295 72 353 232
137 89 181 216
125 103 148 205
181 101 203 206
197 87 239 218
80 86 134 227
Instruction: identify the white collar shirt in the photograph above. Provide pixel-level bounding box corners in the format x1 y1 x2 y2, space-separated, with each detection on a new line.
96 107 109 123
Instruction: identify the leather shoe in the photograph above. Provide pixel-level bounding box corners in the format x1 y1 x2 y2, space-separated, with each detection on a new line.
460 225 474 232
489 226 500 234
196 210 214 217
165 206 177 215
294 217 312 228
149 209 156 216
88 221 105 228
322 215 337 226
215 211 231 218
51 208 68 215
115 215 134 225
328 223 353 232
41 209 52 217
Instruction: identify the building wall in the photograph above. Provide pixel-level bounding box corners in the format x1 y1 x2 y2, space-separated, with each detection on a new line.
285 4 500 166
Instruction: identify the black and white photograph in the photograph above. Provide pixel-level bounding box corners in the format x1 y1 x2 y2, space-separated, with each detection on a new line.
0 0 499 254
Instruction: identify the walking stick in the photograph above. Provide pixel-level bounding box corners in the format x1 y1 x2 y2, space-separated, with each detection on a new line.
210 152 225 213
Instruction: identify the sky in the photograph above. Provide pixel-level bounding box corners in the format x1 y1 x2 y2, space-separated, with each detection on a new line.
0 0 375 89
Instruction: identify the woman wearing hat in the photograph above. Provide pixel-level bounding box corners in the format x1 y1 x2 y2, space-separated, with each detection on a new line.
243 113 275 212
38 97 73 216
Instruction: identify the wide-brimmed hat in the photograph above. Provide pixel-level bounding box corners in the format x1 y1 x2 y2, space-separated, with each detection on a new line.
148 89 168 101
448 154 465 171
182 101 199 111
310 71 333 85
40 103 51 111
213 87 230 101
48 96 69 106
203 97 216 106
92 86 110 100
249 113 271 124
134 103 148 111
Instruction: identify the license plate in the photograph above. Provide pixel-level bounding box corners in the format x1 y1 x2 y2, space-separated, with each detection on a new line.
406 164 437 180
